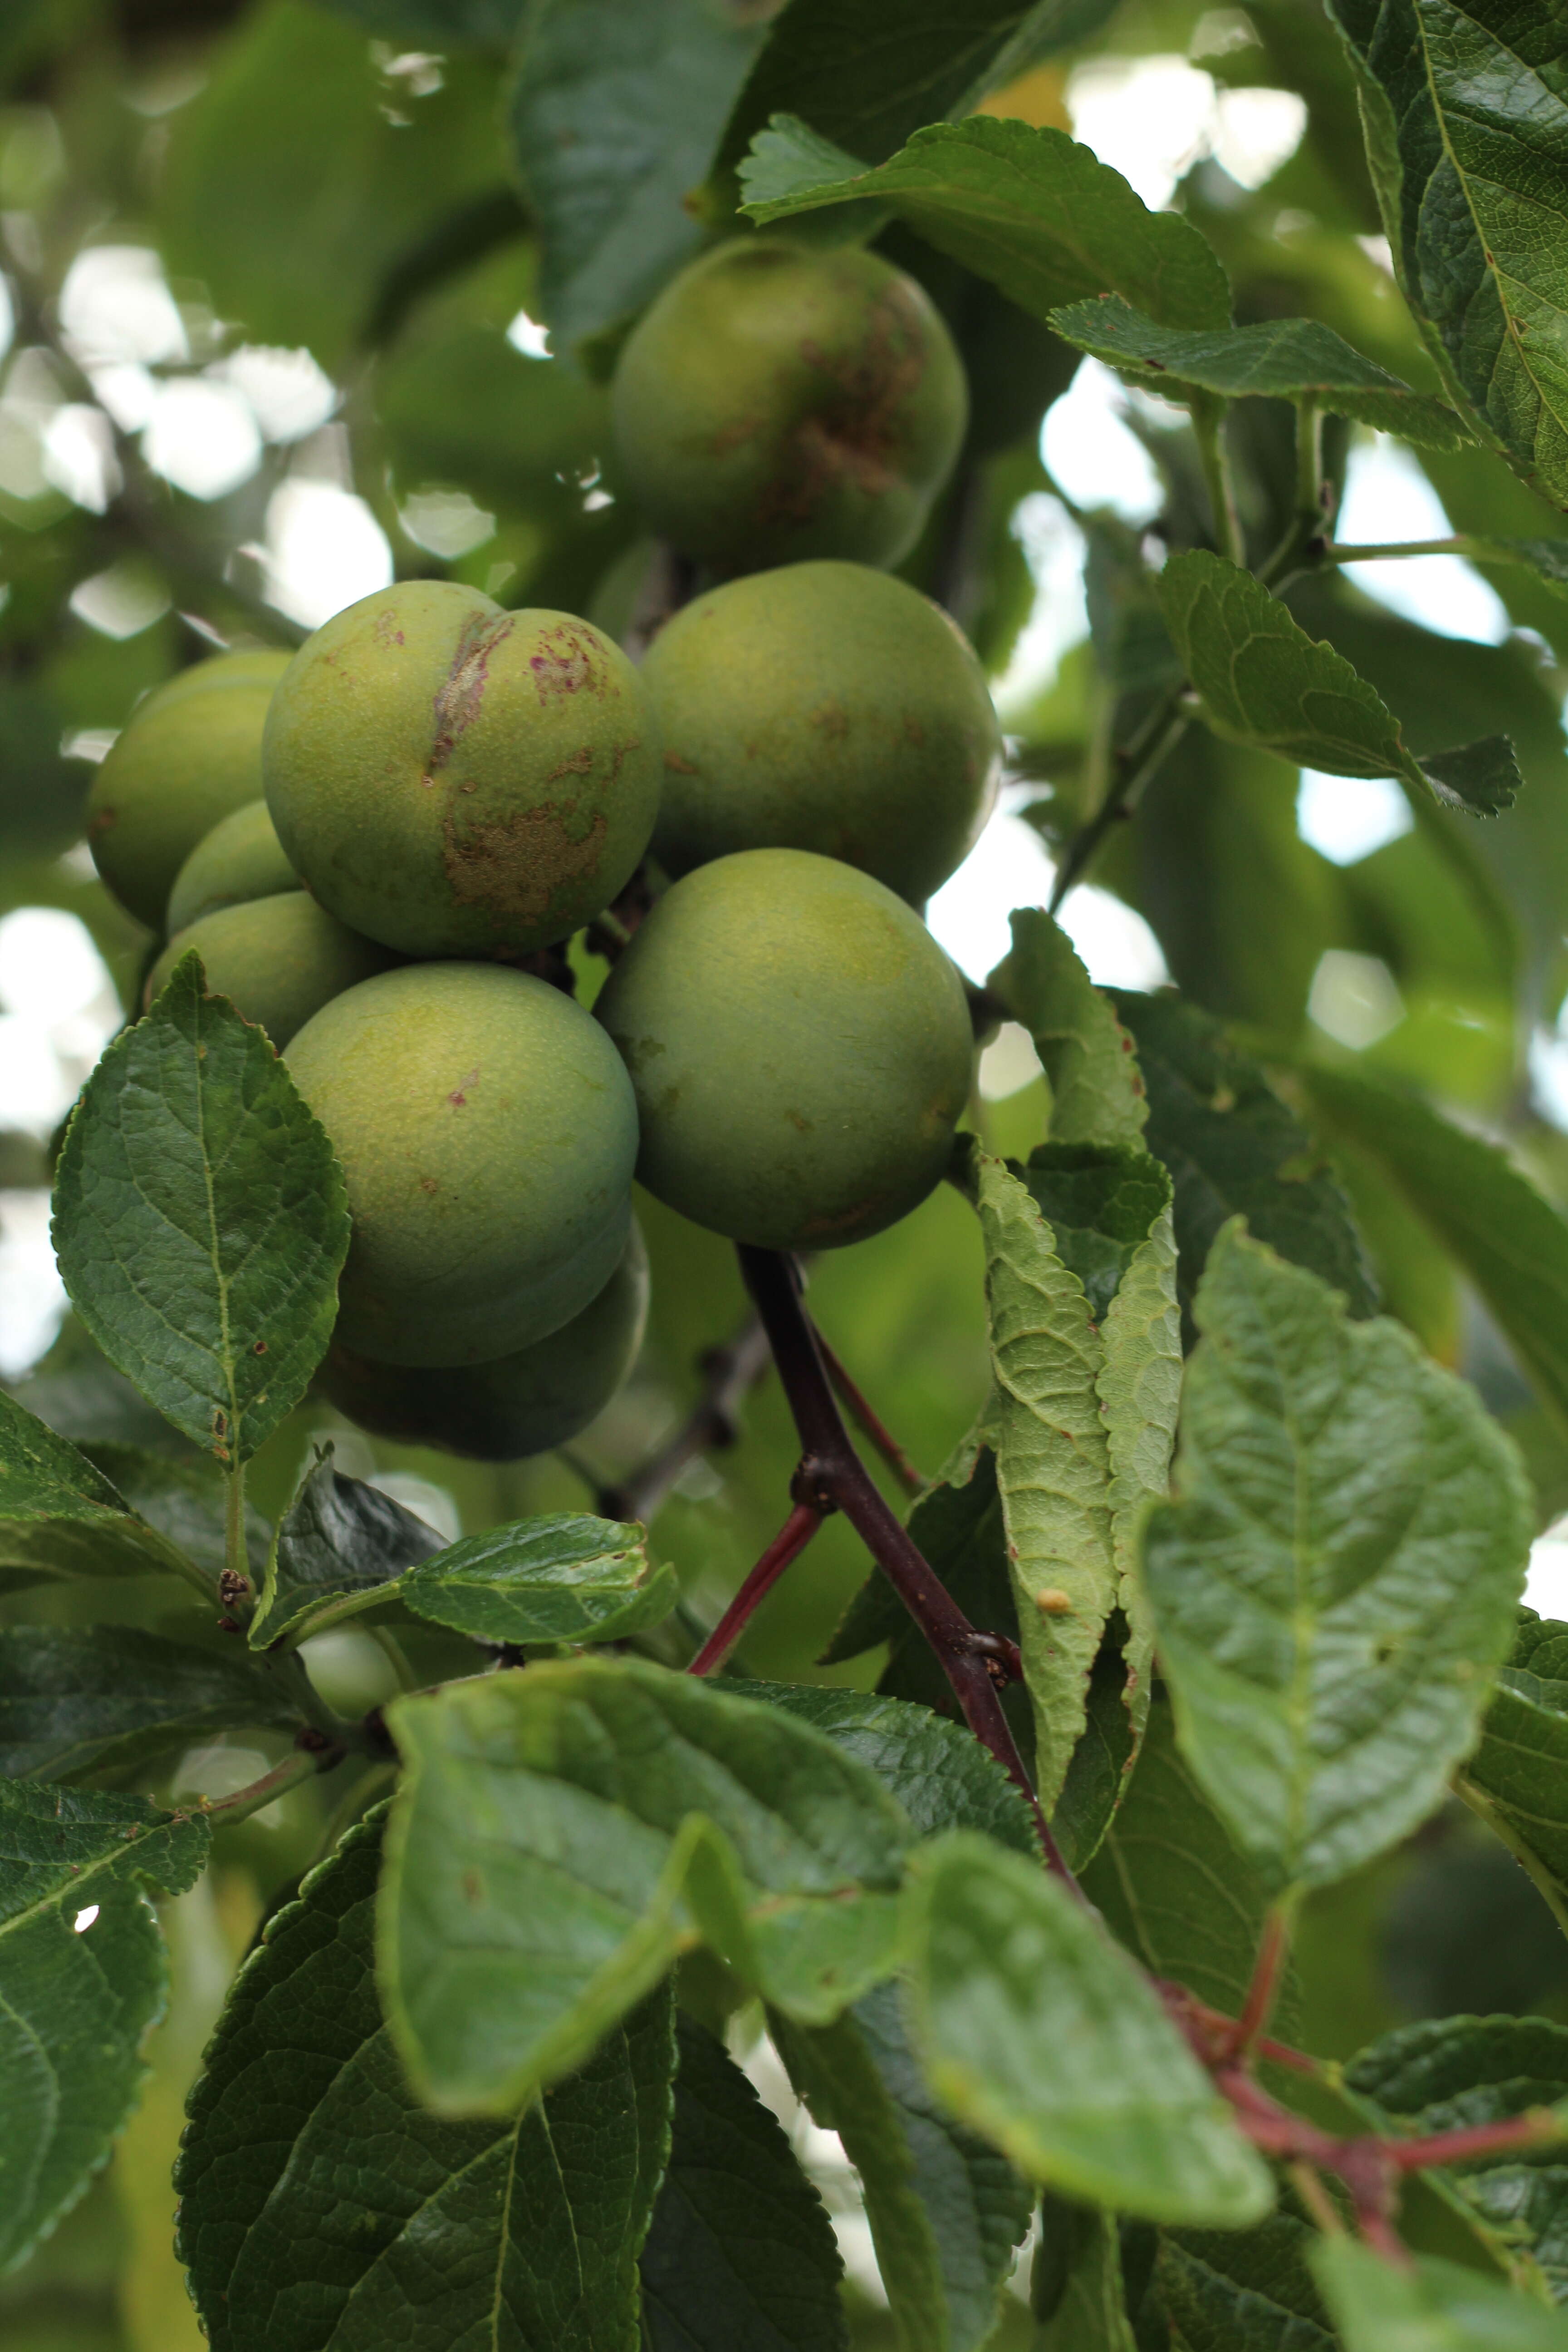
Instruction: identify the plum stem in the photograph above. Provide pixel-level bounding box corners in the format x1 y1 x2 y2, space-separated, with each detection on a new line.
687 1501 825 1676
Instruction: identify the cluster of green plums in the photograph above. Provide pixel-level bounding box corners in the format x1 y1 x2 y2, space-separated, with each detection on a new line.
84 235 997 1465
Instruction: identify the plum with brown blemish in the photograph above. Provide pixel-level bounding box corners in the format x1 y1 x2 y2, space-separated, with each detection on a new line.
644 559 1001 905
262 582 662 959
318 1219 649 1460
285 960 638 1367
88 648 292 929
595 848 974 1252
611 239 966 576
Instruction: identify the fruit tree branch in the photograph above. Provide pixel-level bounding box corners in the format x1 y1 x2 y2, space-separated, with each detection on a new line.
597 1313 773 1526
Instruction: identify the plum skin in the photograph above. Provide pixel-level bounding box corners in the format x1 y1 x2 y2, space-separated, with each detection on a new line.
166 798 298 934
285 961 638 1368
594 848 975 1252
643 559 1001 906
263 580 662 959
149 894 397 1050
611 239 967 576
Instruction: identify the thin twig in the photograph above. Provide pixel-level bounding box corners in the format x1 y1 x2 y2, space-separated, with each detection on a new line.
186 1742 338 1828
688 1501 824 1676
1048 701 1192 913
813 1328 924 1495
1230 1902 1293 2060
597 1315 773 1526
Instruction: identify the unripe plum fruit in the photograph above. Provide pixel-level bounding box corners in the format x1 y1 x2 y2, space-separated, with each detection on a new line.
319 1220 649 1461
611 240 967 575
644 560 1000 905
285 961 638 1367
595 849 974 1250
87 649 292 928
263 581 662 959
149 894 397 1049
167 799 298 933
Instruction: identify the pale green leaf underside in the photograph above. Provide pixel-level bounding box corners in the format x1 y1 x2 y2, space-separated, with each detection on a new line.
902 1833 1272 2225
51 955 348 1464
989 908 1148 1150
1034 2199 1137 2350
1159 549 1521 814
1098 1198 1180 1749
739 114 1230 331
0 1780 208 2275
1049 294 1472 448
1142 1222 1532 1894
379 1657 912 2114
0 1389 201 1587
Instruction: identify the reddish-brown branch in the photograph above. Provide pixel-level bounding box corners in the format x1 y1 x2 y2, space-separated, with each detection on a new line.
736 1245 1066 1877
1230 1905 1293 2061
813 1327 924 1495
688 1502 824 1676
1384 2111 1565 2171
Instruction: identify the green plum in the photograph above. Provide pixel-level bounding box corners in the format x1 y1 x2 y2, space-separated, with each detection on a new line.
319 1220 649 1460
263 580 662 959
611 239 967 575
87 649 291 928
285 961 638 1367
595 849 974 1250
149 893 397 1049
644 560 1001 904
166 799 298 933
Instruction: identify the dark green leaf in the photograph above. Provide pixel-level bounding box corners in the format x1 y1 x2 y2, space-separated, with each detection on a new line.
1158 2211 1335 2352
716 0 1119 181
51 956 349 1466
1143 1223 1532 1893
1460 1613 1568 1942
1301 1063 1568 1433
1049 296 1472 449
379 1656 913 2114
1315 2238 1568 2349
0 1780 208 2274
0 1627 297 1782
400 1515 675 1647
1159 550 1520 814
248 1448 446 1649
510 0 772 355
776 1979 1033 2352
1050 1623 1139 1877
989 909 1148 1151
82 1444 270 1582
1082 1691 1298 2033
176 1809 675 2352
1323 0 1568 509
1110 989 1378 1324
0 1391 207 1590
1033 2197 1137 2348
1015 1145 1171 1325
641 2013 846 2352
739 116 1230 331
902 1832 1271 2223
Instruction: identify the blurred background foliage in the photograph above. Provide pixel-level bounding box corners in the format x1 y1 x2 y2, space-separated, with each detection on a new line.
5 0 1568 2339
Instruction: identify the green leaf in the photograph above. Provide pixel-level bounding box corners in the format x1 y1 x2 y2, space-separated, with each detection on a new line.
1097 1191 1181 1755
739 116 1231 332
1315 2239 1568 2351
1463 1613 1568 1943
400 1515 675 1647
641 2013 847 2352
1033 2197 1137 2349
1158 550 1522 815
715 0 1119 183
51 955 349 1466
176 1809 675 2352
1299 1064 1568 1435
1050 1624 1140 1876
989 909 1148 1151
1014 1146 1169 1331
1464 539 1568 603
1158 2210 1336 2352
902 1832 1272 2224
248 1447 446 1648
0 1627 297 1782
960 1143 1117 1810
1109 989 1378 1325
725 1680 1039 1854
0 1391 208 1590
509 0 772 355
1049 296 1473 450
1081 1691 1298 2031
1142 1222 1532 1894
0 1779 208 2275
776 1980 1033 2352
1322 0 1568 510
379 1656 913 2114
83 1443 270 1582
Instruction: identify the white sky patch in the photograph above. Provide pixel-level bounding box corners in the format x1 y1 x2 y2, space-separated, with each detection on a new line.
69 559 170 640
1297 769 1414 865
992 491 1089 721
59 245 188 368
927 802 1169 990
260 478 393 630
142 377 262 501
400 486 495 559
1058 884 1170 990
0 1193 66 1375
1334 437 1510 643
1308 948 1405 1049
506 307 552 360
1526 1521 1568 1618
1041 360 1165 527
0 274 13 368
214 345 337 444
1066 54 1305 208
40 402 119 512
368 1473 461 1544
